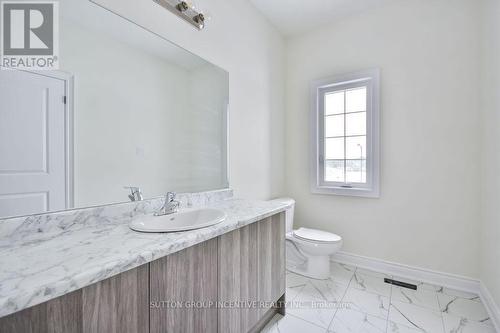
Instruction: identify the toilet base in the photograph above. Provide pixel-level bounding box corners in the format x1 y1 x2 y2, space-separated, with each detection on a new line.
286 254 331 280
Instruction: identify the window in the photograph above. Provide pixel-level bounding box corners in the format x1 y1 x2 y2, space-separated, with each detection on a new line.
310 69 380 197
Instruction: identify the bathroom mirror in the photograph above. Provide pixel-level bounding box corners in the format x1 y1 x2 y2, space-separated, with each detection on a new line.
0 0 229 219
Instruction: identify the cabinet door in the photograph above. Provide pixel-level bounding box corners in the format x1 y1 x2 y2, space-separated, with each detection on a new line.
218 213 286 331
150 238 218 333
218 223 259 332
257 213 286 316
82 265 149 333
0 290 82 333
0 265 149 333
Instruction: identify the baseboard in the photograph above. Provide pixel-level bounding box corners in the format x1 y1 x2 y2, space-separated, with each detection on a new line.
330 251 500 330
480 281 500 332
331 251 480 294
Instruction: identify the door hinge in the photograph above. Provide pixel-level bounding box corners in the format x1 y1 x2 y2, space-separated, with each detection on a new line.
63 96 67 104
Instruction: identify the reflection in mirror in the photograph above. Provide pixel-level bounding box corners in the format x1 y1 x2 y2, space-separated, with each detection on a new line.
0 0 229 219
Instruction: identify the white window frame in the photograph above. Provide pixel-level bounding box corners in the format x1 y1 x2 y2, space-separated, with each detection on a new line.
310 69 380 198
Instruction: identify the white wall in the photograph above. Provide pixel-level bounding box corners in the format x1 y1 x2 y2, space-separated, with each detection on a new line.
93 0 286 200
480 0 500 308
285 0 482 277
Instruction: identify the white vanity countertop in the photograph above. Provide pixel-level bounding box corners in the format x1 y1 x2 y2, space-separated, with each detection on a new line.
0 197 290 318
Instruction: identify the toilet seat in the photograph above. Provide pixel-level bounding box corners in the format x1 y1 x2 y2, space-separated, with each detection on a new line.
293 228 342 244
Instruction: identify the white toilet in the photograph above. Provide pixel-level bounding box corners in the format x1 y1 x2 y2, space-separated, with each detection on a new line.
271 198 343 280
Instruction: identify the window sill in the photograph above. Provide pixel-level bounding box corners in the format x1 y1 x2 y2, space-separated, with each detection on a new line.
311 185 380 198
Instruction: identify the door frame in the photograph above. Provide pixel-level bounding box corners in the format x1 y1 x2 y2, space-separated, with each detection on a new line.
1 67 75 210
40 70 75 209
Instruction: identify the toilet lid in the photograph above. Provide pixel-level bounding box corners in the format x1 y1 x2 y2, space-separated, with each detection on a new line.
293 228 342 243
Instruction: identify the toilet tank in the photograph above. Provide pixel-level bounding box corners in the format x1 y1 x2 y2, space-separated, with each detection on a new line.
269 198 295 233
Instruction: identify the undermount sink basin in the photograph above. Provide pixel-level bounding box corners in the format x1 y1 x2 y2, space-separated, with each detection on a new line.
129 208 227 233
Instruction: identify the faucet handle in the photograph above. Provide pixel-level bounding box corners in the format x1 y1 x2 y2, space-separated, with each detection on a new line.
166 192 177 202
155 192 180 216
124 186 143 201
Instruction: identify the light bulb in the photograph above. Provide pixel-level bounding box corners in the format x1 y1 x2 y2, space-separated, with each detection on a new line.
176 1 189 12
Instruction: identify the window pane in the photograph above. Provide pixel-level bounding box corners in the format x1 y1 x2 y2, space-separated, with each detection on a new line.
346 87 366 112
325 114 344 137
325 91 344 115
346 160 366 183
346 136 366 159
346 112 366 136
325 138 344 159
325 160 344 182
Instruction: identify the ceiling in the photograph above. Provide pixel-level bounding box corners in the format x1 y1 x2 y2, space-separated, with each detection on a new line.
248 0 395 36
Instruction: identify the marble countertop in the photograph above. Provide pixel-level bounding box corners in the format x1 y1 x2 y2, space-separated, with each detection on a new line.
0 196 289 318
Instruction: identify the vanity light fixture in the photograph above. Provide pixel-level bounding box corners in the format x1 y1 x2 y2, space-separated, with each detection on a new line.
153 0 207 30
176 1 189 12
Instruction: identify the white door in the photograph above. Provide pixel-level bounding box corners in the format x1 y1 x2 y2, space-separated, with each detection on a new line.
0 69 68 218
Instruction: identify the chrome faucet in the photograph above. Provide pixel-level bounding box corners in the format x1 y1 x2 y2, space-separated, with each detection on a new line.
124 186 143 202
155 192 180 216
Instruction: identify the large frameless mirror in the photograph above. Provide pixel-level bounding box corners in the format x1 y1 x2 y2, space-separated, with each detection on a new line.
0 0 229 219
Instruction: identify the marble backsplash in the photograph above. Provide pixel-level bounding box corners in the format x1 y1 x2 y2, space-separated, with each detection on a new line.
0 188 233 243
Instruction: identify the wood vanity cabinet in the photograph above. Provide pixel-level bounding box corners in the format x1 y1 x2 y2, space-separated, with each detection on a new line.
218 214 285 332
0 213 285 333
151 213 285 333
150 238 219 333
0 266 149 333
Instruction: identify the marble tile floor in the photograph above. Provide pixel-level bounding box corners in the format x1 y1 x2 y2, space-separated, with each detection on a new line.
261 262 497 333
